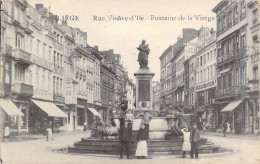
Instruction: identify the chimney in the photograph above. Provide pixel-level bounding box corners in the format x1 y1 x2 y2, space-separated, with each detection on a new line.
94 46 99 50
62 20 67 25
177 35 182 41
35 4 44 11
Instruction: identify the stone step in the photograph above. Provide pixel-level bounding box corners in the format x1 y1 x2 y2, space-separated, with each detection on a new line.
68 146 219 155
73 142 216 151
75 140 212 148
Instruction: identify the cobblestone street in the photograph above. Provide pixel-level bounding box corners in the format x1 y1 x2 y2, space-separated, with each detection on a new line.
1 131 259 164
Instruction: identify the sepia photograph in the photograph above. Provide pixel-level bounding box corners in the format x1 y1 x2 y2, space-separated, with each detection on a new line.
0 0 259 163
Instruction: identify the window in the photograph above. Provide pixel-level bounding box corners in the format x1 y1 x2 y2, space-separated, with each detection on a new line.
234 6 238 24
30 37 33 52
253 9 259 24
48 73 51 92
210 65 213 79
241 35 246 48
36 40 40 56
60 79 63 95
42 70 45 89
229 39 233 52
200 56 202 66
228 11 232 27
49 46 52 60
218 19 222 33
53 77 56 94
43 43 46 59
36 67 39 88
241 66 246 85
15 65 25 83
16 33 24 49
60 55 63 67
4 61 11 84
223 74 227 88
235 68 239 86
56 77 59 95
241 1 246 20
207 67 209 81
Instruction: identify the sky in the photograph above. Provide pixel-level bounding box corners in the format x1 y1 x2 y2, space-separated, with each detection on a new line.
29 0 221 82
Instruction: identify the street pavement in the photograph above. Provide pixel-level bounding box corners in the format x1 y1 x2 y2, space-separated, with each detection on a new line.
1 131 260 164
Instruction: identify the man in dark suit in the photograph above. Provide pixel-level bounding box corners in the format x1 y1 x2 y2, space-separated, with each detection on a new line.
119 123 132 159
190 123 200 159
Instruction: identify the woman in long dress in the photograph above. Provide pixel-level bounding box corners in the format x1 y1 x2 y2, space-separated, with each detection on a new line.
181 126 191 158
226 122 231 134
135 124 149 159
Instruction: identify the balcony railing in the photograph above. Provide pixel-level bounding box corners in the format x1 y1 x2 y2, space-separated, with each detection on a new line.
13 83 33 96
53 94 65 104
216 86 245 98
33 89 53 101
247 83 259 93
14 48 32 64
217 49 240 65
0 83 12 96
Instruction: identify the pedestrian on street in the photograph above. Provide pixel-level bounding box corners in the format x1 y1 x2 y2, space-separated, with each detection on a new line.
189 123 200 159
181 126 191 158
119 122 132 159
226 121 231 134
221 121 228 137
46 121 54 141
140 111 152 137
135 124 149 159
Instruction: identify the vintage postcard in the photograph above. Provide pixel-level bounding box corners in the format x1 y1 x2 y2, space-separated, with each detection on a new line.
0 0 259 163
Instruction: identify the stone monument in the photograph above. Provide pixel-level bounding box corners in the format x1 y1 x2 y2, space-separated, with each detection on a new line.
134 40 155 110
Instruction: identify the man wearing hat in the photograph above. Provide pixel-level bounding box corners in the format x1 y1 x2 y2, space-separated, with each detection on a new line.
189 123 200 159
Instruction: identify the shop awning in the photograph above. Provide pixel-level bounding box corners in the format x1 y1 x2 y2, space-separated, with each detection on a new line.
31 99 67 118
88 108 101 117
0 98 24 116
221 100 243 112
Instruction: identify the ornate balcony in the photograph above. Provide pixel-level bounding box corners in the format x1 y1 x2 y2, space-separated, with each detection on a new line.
13 83 33 97
217 49 240 66
13 48 32 65
216 86 245 99
33 89 53 101
53 94 65 104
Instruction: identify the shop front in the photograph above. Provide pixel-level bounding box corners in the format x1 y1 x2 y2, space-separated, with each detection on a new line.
0 98 24 137
220 99 243 134
29 99 67 134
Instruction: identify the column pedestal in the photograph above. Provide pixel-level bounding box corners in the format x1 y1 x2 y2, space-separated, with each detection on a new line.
134 68 155 110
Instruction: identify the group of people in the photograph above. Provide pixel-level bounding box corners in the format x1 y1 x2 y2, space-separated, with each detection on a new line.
119 110 152 159
181 123 201 159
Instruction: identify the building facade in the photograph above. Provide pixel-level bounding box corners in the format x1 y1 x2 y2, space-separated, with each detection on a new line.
101 63 116 123
194 27 217 130
213 0 259 134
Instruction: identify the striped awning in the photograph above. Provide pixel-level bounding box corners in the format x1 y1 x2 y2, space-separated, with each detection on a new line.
0 98 24 116
221 100 243 112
